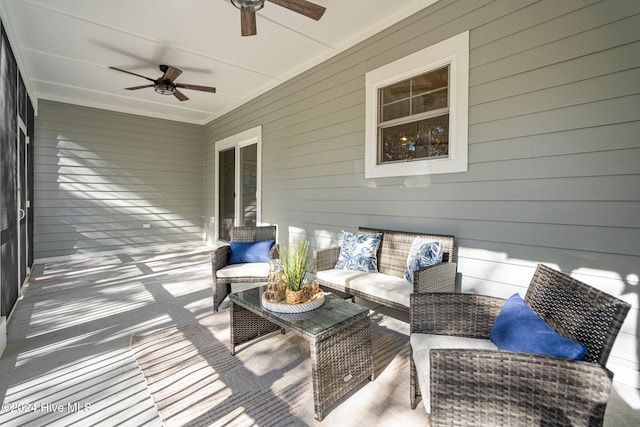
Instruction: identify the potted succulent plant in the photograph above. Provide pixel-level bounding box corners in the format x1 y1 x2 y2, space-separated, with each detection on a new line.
280 240 314 304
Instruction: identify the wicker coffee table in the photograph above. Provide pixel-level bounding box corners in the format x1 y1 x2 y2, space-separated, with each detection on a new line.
229 285 373 421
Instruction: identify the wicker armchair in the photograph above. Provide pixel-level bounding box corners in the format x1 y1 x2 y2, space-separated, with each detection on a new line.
211 225 278 311
410 263 631 426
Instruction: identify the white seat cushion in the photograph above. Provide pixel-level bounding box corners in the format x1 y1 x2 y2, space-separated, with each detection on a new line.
410 333 497 413
216 262 269 279
316 268 366 286
316 269 412 308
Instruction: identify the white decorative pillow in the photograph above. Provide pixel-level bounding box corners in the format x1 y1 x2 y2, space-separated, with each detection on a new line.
404 237 443 283
334 231 382 273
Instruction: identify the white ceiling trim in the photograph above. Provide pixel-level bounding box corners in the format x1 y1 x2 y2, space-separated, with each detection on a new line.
37 92 210 125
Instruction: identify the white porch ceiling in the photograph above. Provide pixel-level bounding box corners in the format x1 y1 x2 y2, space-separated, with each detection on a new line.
0 0 438 125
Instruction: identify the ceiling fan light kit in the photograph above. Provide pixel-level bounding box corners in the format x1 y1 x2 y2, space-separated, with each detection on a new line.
231 0 265 12
154 82 175 96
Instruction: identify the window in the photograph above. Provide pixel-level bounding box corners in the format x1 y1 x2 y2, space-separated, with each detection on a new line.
215 126 262 242
379 66 450 163
365 31 469 178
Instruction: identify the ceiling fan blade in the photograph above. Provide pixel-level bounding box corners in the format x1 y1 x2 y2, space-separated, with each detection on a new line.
174 89 189 101
125 84 154 90
268 0 326 21
241 10 257 36
109 66 155 82
162 66 183 83
175 83 217 94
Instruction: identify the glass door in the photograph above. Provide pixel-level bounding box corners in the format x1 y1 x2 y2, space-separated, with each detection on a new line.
17 124 28 290
215 126 262 242
218 148 236 241
239 144 257 228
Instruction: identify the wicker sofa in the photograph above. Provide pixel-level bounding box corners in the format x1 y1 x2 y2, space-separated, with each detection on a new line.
313 227 457 311
410 263 631 426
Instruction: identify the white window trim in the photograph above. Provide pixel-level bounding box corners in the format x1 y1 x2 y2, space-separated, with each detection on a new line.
214 125 262 243
365 31 469 178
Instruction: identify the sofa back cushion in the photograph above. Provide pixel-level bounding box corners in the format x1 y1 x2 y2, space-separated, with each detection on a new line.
358 227 456 278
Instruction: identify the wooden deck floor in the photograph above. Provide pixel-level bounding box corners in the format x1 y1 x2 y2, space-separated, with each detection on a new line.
0 245 638 426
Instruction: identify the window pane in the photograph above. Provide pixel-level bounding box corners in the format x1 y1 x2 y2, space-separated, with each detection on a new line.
218 148 235 241
412 86 448 114
411 90 448 115
412 67 448 94
240 144 257 227
379 114 449 163
378 66 449 122
411 67 448 115
380 79 411 104
380 99 410 122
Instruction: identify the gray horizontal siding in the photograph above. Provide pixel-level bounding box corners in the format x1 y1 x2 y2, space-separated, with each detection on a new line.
34 100 204 259
203 0 640 387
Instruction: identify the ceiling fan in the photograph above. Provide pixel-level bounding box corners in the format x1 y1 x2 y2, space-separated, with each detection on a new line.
109 65 216 101
231 0 326 36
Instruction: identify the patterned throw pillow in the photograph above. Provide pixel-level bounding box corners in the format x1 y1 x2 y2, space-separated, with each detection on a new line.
404 237 443 283
334 231 382 273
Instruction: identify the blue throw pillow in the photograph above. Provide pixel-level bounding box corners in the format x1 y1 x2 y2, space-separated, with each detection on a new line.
404 237 443 283
334 231 382 273
489 293 587 360
228 240 274 265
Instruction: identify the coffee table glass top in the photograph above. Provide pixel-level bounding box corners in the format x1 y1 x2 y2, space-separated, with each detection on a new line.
230 285 369 336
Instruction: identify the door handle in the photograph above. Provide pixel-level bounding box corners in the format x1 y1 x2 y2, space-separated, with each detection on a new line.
18 208 26 220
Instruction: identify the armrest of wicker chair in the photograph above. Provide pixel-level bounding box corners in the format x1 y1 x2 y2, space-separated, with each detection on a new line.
211 245 230 274
429 349 613 427
313 246 341 272
410 292 505 337
211 245 230 311
413 262 457 294
410 292 506 409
